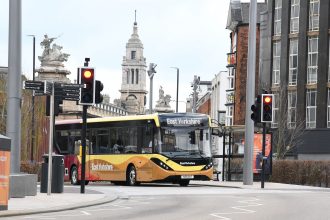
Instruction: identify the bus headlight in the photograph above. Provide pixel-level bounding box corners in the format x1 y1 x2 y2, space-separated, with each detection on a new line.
202 162 213 170
151 158 173 171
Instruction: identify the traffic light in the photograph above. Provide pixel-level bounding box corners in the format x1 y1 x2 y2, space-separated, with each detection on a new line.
95 80 104 104
46 95 63 116
251 95 261 123
261 94 274 122
79 67 95 105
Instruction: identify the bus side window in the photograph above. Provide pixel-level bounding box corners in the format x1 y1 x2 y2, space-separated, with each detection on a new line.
95 128 110 154
68 132 75 154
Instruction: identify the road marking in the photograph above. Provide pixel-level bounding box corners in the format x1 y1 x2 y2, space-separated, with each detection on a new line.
80 211 91 215
23 210 91 219
21 197 156 219
210 197 263 219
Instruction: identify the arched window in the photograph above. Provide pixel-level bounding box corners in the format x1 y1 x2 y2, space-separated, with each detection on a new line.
131 69 134 84
136 69 139 84
126 70 129 84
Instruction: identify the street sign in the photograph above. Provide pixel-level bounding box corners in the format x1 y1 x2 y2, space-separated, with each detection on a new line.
33 91 46 96
63 95 80 101
52 82 84 102
60 83 84 89
23 80 44 91
62 88 80 94
25 81 84 102
44 81 53 94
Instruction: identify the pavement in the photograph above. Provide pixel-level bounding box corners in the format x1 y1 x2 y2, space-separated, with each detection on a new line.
0 185 118 218
1 180 329 218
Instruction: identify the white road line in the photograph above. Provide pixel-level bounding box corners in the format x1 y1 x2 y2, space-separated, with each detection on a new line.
23 211 91 219
80 210 91 215
210 197 263 219
24 217 55 220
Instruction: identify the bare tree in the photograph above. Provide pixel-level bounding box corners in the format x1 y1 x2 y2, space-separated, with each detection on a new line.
271 86 305 159
0 73 6 134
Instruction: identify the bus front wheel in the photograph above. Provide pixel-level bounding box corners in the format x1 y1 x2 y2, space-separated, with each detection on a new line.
70 166 80 185
126 165 139 186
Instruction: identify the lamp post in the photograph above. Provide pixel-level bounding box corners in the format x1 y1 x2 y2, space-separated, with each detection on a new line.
170 67 179 113
27 34 35 162
147 63 157 113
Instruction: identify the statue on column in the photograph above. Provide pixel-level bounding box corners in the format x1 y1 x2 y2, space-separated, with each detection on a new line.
156 86 172 109
36 34 71 83
38 34 70 67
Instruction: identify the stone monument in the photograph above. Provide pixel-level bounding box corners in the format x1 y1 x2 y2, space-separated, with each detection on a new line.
155 86 173 113
36 34 71 83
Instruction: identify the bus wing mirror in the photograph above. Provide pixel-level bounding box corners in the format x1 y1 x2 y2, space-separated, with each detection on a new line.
211 128 222 137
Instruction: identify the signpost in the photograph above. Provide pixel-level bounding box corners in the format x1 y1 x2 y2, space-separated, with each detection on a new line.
23 80 84 195
23 59 101 195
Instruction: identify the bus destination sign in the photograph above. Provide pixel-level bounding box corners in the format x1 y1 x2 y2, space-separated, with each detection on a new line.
159 113 208 127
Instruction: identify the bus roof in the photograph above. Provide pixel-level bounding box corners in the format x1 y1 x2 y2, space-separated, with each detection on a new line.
55 112 211 128
55 113 161 126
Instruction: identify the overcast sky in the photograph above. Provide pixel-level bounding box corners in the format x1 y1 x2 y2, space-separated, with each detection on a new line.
0 0 234 112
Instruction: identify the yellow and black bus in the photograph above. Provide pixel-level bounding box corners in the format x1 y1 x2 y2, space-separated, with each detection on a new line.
55 113 214 186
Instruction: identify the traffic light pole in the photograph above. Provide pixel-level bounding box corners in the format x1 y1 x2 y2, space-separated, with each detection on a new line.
80 58 90 194
80 105 87 194
261 122 266 188
47 83 54 195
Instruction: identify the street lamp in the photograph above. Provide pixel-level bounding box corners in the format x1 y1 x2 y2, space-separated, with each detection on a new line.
170 67 179 113
147 63 157 113
27 34 35 162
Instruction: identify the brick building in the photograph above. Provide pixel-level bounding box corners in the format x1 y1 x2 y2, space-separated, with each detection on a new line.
196 92 211 115
225 1 267 126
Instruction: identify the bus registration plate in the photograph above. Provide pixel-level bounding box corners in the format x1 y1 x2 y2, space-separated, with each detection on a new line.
181 175 194 179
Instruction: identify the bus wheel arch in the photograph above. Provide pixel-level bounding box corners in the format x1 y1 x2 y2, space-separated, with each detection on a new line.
126 164 139 186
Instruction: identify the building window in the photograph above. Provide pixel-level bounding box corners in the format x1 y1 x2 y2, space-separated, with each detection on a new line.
290 0 300 33
228 68 235 89
306 89 317 128
289 39 298 86
274 0 282 36
272 41 281 86
127 70 129 84
226 105 233 126
309 0 319 31
135 69 139 84
307 36 318 84
288 91 297 129
131 69 134 84
218 111 226 126
271 93 279 128
131 51 136 60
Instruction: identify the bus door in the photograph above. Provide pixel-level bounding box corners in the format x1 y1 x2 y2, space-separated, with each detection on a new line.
75 139 90 180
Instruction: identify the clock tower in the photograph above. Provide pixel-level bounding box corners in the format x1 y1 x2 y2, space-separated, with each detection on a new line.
119 15 147 115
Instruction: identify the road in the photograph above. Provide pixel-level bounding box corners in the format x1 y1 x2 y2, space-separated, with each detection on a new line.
8 182 330 220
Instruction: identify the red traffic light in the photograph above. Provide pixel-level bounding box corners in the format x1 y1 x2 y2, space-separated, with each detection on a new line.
263 96 272 104
79 67 95 105
82 69 93 79
261 94 274 123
